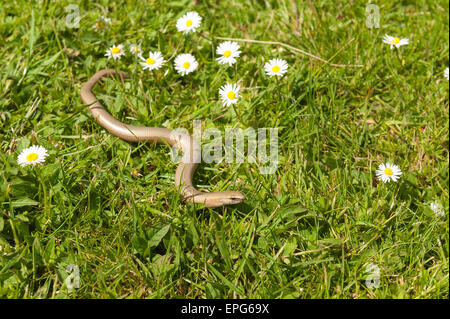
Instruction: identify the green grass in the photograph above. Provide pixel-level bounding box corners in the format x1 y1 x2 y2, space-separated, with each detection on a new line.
0 0 448 299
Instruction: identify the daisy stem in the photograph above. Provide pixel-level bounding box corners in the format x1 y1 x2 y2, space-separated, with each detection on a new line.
133 55 138 83
275 77 281 108
35 166 49 219
154 68 160 85
114 59 125 88
394 48 404 67
231 103 243 124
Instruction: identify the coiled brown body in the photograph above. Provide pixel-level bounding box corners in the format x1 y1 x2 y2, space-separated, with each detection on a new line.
80 69 244 208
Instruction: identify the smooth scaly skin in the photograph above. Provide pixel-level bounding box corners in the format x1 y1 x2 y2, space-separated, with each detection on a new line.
80 69 245 208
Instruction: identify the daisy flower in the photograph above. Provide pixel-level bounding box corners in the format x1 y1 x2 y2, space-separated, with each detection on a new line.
176 11 202 33
376 163 402 183
430 201 445 217
102 16 112 25
131 169 142 177
17 145 48 167
105 44 125 60
216 41 241 66
129 44 143 56
382 35 409 49
140 51 165 71
219 83 240 107
174 53 198 76
93 21 106 32
444 67 449 81
93 16 112 32
264 58 288 77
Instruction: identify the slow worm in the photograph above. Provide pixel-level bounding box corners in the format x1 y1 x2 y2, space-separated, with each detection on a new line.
80 69 245 208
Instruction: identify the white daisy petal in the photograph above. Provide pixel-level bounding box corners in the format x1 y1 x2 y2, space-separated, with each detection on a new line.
102 16 112 25
140 51 165 71
174 53 198 76
264 58 288 77
129 44 143 56
219 83 240 107
176 11 202 34
105 44 125 60
430 201 445 216
216 41 241 66
17 145 48 167
444 67 449 81
376 162 402 183
93 16 111 32
398 38 409 46
382 34 409 49
382 34 393 44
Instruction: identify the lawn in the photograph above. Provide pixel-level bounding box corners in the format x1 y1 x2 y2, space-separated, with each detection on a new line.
0 0 448 299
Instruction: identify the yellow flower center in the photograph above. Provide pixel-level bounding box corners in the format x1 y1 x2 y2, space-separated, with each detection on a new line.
227 91 236 100
183 62 190 69
392 37 400 45
96 21 105 29
223 50 232 58
272 65 280 73
134 47 141 53
384 168 393 176
186 20 193 27
146 58 155 65
26 153 38 162
111 47 121 54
